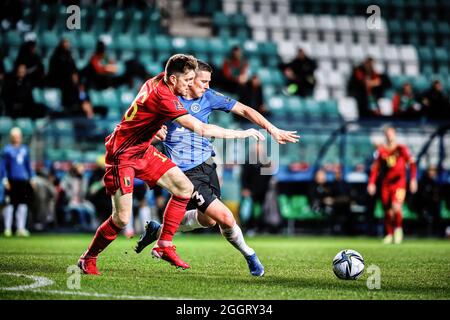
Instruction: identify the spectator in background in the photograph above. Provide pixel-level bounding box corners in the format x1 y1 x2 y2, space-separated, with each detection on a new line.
308 169 334 217
14 40 45 87
222 45 249 95
281 48 317 97
391 82 421 119
240 142 272 233
416 166 442 236
84 40 119 90
1 64 45 118
47 38 77 88
30 167 56 231
62 72 95 118
420 80 450 120
1 127 34 237
348 57 391 118
60 163 97 231
237 74 269 122
87 155 111 224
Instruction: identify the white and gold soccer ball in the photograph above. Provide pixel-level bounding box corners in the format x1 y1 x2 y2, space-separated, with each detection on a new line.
332 249 365 280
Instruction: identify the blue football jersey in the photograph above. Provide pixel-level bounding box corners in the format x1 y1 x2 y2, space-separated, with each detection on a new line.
1 144 34 181
164 89 236 171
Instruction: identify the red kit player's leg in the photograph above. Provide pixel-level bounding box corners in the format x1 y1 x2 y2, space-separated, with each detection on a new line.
392 186 406 244
138 148 194 269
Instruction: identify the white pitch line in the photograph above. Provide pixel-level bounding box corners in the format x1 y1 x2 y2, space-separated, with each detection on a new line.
0 273 195 300
1 273 54 291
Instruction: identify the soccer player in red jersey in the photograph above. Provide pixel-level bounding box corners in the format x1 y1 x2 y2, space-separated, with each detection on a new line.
78 54 264 275
367 126 418 244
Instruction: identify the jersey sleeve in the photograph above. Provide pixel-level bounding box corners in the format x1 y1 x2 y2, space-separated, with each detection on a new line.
206 89 237 112
159 98 188 120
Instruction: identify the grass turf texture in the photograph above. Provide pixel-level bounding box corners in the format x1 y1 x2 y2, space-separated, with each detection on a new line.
0 234 449 300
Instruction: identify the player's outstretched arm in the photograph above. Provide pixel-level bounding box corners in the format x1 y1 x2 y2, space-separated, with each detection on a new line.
175 114 265 140
230 102 299 144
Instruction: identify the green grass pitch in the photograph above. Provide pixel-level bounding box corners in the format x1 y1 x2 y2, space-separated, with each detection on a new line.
0 234 449 300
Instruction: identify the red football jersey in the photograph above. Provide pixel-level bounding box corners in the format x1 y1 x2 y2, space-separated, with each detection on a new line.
368 144 416 184
105 73 187 162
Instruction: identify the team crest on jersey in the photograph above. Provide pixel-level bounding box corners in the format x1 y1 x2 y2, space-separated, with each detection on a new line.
123 176 131 187
190 103 201 113
173 100 184 111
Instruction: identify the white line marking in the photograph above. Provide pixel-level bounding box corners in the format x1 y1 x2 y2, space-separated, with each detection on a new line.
0 273 194 300
1 273 54 291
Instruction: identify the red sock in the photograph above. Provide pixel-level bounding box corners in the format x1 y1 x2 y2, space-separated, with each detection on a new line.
159 195 190 242
394 210 403 229
384 211 394 235
84 216 122 258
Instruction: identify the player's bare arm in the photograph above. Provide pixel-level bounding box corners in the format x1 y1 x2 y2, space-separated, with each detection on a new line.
230 102 300 144
409 157 418 194
175 113 265 141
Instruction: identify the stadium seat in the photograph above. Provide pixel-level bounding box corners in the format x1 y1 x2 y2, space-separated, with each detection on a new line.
0 117 14 135
14 118 34 136
43 89 62 112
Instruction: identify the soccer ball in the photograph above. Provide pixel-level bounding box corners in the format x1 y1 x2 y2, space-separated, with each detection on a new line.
332 249 365 280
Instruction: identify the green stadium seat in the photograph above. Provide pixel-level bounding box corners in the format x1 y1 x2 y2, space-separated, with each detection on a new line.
113 34 135 52
189 38 209 54
101 89 120 110
208 38 227 56
434 47 449 63
213 12 229 29
154 35 172 54
14 118 34 136
411 75 429 92
402 204 418 220
171 37 188 53
267 95 288 120
135 34 153 52
230 13 247 28
79 33 96 51
5 30 23 48
43 89 62 111
320 100 340 120
303 98 322 120
286 96 304 117
0 117 14 135
41 31 59 49
441 201 450 219
46 149 65 161
418 47 434 63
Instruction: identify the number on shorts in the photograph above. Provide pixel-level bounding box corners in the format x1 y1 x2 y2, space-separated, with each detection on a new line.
153 151 167 162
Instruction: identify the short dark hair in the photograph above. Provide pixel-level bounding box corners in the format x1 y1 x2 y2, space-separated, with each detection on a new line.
165 54 198 81
196 60 212 73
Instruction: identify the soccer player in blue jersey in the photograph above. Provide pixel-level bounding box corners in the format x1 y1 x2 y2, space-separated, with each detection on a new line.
1 127 34 237
135 61 299 276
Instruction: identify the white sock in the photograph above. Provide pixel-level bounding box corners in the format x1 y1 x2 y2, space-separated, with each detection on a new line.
3 205 14 231
16 204 28 231
138 206 151 232
177 209 207 232
220 223 255 257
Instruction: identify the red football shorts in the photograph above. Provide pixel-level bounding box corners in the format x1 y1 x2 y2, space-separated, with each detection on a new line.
103 145 176 196
381 180 406 209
